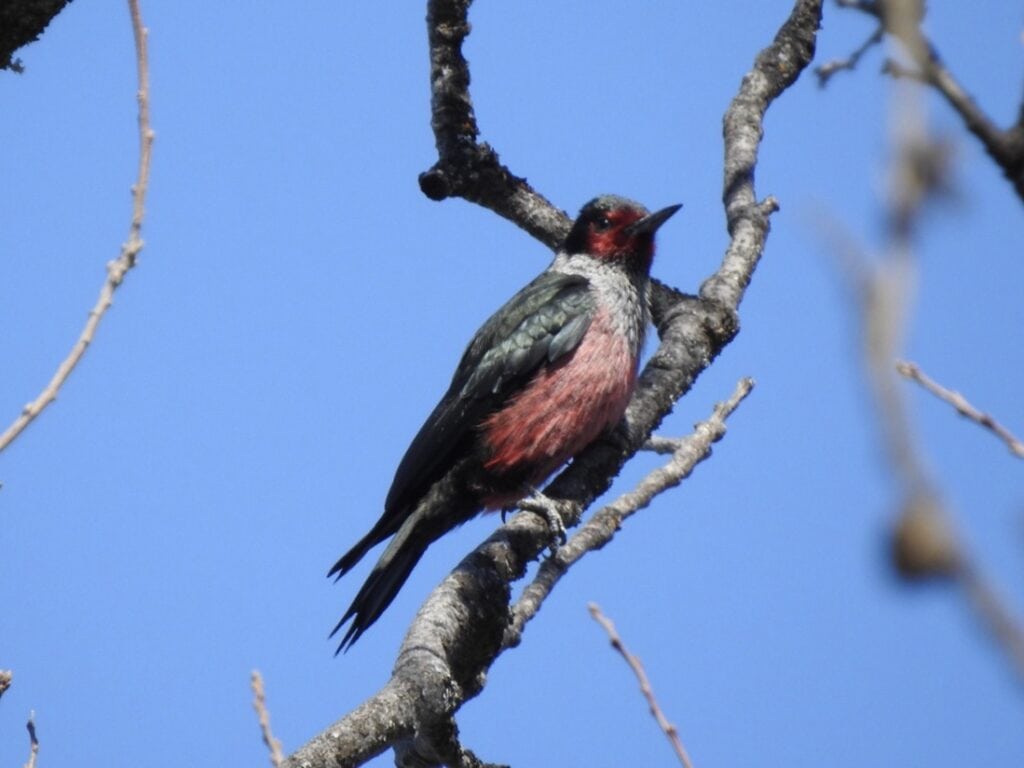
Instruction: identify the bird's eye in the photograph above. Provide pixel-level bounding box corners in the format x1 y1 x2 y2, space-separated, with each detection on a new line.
594 216 612 230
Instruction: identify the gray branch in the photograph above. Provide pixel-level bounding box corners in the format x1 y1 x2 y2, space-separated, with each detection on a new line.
284 1 823 765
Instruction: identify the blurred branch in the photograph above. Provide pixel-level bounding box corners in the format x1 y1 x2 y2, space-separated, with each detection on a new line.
589 604 695 768
508 378 754 642
829 0 1024 686
896 360 1024 459
830 0 1024 202
815 25 883 86
0 0 72 72
23 711 38 768
833 222 1024 682
0 669 11 700
960 564 1024 678
0 0 154 454
285 1 822 765
251 671 284 768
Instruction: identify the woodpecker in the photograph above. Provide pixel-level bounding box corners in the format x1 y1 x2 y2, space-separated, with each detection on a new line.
329 195 681 650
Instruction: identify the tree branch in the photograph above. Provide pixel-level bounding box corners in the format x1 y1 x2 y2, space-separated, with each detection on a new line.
285 1 822 765
814 25 883 86
418 0 570 249
832 0 1024 202
0 0 154 454
829 0 1024 682
896 360 1024 459
251 671 285 768
589 603 695 768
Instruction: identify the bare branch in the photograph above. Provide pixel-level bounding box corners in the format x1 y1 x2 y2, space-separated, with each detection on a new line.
831 0 1024 685
643 435 685 454
832 224 1024 683
394 719 509 768
23 711 38 768
284 677 425 767
251 671 284 768
508 378 755 640
0 0 154 453
960 564 1024 679
896 360 1024 459
815 26 883 86
589 604 695 768
286 1 822 764
832 0 1024 201
418 0 570 249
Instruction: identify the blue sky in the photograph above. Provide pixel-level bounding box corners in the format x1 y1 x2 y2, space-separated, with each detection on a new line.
1 2 1022 766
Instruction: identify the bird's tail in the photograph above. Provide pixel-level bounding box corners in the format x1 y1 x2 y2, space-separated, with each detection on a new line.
330 514 429 652
330 496 476 652
327 522 391 581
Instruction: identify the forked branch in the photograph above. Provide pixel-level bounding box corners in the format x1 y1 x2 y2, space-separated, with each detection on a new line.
284 2 823 765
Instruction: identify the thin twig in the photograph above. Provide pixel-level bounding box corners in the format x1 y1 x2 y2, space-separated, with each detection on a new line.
833 0 1024 201
815 25 883 86
588 604 695 768
643 435 685 455
251 671 284 768
896 360 1024 459
23 711 39 768
0 0 154 453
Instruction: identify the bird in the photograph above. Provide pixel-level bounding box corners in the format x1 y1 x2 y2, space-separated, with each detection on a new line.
329 195 681 651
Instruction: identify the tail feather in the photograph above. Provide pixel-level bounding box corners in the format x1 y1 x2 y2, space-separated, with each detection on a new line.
327 504 414 580
332 536 426 652
331 511 434 653
331 465 482 651
328 527 383 581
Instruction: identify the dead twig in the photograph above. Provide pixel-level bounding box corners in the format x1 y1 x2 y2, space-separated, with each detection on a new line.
0 0 154 452
896 360 1024 459
589 604 695 768
815 25 883 86
251 671 284 768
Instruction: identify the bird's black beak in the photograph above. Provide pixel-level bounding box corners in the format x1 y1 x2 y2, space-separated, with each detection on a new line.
625 203 683 236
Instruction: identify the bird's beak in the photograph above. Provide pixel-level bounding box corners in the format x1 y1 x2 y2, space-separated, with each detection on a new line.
625 203 683 236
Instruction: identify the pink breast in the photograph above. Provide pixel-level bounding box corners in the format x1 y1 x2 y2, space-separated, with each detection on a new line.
480 309 637 502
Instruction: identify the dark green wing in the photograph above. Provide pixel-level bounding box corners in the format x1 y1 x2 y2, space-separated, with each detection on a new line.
328 270 593 578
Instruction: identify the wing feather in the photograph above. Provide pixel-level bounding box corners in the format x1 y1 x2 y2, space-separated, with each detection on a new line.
386 271 592 525
330 271 594 578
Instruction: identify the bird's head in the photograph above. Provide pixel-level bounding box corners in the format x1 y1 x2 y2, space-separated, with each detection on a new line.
563 195 681 273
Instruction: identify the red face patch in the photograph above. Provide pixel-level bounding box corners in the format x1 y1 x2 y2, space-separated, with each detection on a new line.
586 208 653 264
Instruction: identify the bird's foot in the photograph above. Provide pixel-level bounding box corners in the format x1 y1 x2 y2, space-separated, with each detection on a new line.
517 490 568 555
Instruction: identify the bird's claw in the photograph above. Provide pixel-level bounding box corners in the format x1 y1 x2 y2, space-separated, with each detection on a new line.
517 491 568 555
